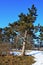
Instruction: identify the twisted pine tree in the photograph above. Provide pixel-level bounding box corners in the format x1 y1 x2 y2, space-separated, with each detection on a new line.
8 4 37 56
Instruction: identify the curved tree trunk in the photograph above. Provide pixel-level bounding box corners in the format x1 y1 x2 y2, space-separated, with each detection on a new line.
16 35 18 50
21 41 26 56
21 30 27 56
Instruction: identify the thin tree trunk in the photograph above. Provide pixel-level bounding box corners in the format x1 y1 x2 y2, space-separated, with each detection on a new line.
21 30 27 56
16 35 18 50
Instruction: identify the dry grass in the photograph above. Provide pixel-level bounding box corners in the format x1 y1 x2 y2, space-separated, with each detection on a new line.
0 55 35 65
0 43 35 65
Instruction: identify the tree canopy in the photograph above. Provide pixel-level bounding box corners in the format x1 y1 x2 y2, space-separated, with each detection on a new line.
0 4 43 51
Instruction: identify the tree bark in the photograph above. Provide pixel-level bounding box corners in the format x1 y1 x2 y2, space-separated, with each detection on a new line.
21 30 27 56
16 35 18 50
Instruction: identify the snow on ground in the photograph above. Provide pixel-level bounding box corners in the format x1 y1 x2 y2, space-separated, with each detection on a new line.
26 50 43 65
10 50 43 65
32 51 43 65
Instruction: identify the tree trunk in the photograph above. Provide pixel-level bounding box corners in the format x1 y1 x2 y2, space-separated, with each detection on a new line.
16 35 18 50
21 30 27 56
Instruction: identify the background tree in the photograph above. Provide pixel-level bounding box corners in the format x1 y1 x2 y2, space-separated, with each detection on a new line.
39 26 43 47
0 28 3 42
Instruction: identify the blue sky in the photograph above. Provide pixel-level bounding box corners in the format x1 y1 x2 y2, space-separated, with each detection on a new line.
0 0 43 28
